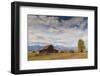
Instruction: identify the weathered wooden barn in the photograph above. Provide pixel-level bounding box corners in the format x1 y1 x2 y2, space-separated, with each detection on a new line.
39 45 58 55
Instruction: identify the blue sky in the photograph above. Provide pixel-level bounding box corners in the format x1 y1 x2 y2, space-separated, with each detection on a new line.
28 15 88 48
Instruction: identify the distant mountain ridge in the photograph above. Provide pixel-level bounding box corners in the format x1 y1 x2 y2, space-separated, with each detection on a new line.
28 45 77 51
28 45 44 51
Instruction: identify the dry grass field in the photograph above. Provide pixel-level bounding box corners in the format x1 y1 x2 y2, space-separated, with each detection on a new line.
28 51 88 61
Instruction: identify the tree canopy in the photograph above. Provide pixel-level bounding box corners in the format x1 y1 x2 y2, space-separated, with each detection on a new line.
78 39 86 52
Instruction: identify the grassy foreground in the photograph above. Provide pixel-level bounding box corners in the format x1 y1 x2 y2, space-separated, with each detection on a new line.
28 51 88 61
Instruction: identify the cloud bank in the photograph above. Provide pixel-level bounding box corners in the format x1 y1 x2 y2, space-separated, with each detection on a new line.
28 15 88 48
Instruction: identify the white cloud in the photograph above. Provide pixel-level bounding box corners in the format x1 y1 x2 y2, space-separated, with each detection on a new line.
28 15 88 48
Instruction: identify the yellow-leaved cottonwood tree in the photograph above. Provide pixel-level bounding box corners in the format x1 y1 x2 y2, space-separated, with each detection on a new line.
78 39 86 52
